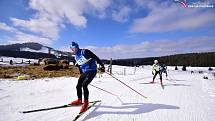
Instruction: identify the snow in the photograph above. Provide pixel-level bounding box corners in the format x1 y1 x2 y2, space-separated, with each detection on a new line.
0 65 215 121
20 47 49 54
0 56 38 66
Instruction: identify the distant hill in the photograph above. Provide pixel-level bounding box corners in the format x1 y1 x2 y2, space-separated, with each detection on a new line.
0 42 43 51
0 42 73 61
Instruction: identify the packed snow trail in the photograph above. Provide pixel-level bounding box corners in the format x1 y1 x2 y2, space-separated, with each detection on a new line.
0 66 215 121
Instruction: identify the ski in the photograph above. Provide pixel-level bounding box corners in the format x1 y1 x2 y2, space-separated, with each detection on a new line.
21 100 100 114
72 100 101 121
139 82 157 84
139 82 164 89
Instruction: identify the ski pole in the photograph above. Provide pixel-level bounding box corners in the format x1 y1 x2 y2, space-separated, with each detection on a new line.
105 72 148 99
90 84 118 97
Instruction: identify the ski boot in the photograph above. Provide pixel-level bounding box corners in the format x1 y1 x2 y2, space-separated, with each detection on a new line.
69 98 82 105
80 100 89 113
150 81 154 83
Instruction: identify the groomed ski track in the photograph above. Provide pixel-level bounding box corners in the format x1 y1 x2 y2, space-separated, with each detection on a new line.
0 66 215 121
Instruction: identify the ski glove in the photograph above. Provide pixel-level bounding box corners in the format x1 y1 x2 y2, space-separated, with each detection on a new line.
98 66 105 72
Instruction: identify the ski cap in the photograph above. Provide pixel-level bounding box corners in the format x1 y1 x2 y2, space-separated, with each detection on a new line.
70 42 79 49
154 60 158 64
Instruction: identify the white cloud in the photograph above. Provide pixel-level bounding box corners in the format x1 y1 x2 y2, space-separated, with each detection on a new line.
8 0 114 44
28 0 112 29
86 0 112 19
130 1 215 33
0 22 53 46
112 6 132 23
0 0 115 46
85 36 215 59
0 23 17 33
11 0 88 40
11 18 59 39
9 32 53 45
88 0 111 11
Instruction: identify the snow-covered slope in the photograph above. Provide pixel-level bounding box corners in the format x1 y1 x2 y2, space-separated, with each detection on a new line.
20 47 49 53
0 66 215 121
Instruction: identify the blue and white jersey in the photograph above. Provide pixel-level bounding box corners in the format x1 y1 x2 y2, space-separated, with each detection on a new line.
75 49 97 73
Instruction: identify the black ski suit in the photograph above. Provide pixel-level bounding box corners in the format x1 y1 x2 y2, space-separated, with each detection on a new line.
74 49 104 100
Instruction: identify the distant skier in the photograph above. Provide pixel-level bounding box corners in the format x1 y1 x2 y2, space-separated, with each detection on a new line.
150 60 163 85
160 64 168 78
69 42 105 113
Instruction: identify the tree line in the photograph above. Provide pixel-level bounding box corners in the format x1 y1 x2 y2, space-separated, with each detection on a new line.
1 50 214 67
105 52 215 67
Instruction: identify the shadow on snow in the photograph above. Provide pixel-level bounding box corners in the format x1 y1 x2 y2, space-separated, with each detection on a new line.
83 102 180 120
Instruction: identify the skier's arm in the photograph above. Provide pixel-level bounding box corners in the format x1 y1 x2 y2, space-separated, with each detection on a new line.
152 64 155 75
84 49 104 67
152 64 156 70
73 59 83 74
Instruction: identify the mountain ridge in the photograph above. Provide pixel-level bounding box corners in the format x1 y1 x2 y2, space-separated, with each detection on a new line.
0 42 73 60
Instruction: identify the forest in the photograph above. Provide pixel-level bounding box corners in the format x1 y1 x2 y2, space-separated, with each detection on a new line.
110 52 215 67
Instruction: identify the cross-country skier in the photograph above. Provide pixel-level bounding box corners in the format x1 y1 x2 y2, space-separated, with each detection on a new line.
160 64 168 78
69 42 105 113
150 60 163 85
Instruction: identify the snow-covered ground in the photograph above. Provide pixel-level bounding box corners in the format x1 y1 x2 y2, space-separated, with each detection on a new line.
0 57 38 66
0 65 215 121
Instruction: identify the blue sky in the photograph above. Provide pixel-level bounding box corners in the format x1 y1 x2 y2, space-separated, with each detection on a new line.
0 0 215 59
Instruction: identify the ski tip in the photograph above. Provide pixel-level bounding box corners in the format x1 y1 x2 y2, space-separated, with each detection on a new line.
90 100 101 103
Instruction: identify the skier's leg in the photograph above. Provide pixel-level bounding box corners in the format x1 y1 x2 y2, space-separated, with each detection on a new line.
76 73 87 99
80 71 96 113
159 71 163 85
82 71 97 100
70 73 87 105
152 71 158 83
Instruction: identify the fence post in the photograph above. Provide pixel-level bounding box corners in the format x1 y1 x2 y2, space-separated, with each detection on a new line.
107 58 112 75
10 60 13 65
123 67 126 76
133 66 136 75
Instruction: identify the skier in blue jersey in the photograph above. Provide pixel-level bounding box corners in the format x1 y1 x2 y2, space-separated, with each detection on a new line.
160 64 168 78
69 42 105 113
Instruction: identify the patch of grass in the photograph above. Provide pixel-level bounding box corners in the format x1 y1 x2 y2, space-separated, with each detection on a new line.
0 65 80 80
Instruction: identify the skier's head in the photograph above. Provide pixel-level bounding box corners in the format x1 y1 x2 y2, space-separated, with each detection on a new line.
70 41 79 54
154 60 158 64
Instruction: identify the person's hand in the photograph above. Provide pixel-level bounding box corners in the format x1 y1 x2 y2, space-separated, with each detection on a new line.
75 63 79 67
99 66 105 72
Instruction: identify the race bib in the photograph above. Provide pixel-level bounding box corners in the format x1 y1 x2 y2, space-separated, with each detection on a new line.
76 55 92 65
